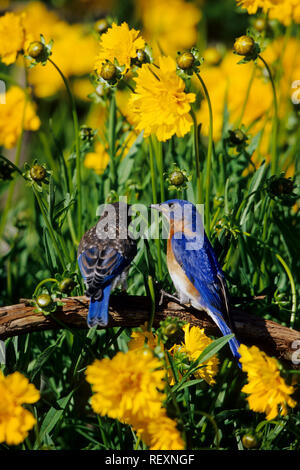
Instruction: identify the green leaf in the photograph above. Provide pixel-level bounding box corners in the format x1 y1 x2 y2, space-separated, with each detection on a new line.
117 132 143 185
38 390 74 444
193 334 234 366
29 333 65 380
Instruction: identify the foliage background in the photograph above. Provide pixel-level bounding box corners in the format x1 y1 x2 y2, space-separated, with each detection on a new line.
0 0 300 450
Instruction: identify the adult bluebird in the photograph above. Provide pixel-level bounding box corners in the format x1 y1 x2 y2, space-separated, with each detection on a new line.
152 199 241 365
78 202 137 327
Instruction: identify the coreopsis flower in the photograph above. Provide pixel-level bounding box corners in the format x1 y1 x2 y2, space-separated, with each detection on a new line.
236 0 265 14
84 141 110 175
94 22 145 76
182 324 219 386
137 0 201 56
195 51 272 141
0 12 26 65
239 344 297 421
237 0 300 24
137 413 185 450
128 323 158 351
130 55 195 142
269 0 300 25
0 86 40 149
0 371 40 446
86 349 166 423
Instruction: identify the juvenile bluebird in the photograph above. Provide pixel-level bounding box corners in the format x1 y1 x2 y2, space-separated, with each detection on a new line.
78 202 137 328
152 199 241 365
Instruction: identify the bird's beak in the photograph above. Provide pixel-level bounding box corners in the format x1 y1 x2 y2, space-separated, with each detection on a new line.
150 204 161 211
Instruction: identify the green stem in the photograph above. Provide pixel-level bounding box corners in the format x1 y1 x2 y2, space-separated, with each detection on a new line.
235 62 256 128
33 187 66 270
151 136 165 202
276 254 297 329
149 139 163 280
107 94 117 189
49 58 82 239
33 278 59 298
190 109 202 205
196 72 214 238
147 275 156 331
258 55 279 175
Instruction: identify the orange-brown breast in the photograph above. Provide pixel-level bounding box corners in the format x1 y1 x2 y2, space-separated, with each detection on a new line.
167 225 201 302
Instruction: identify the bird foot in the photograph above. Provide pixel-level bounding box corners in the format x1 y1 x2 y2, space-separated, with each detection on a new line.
159 289 181 306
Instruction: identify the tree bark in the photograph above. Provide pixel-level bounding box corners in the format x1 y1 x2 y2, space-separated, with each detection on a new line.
0 295 299 369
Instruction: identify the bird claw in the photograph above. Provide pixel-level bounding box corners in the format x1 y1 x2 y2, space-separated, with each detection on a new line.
159 289 181 306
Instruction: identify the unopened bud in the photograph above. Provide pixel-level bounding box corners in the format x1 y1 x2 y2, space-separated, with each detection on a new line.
176 51 195 70
234 35 255 56
27 41 45 59
100 62 117 81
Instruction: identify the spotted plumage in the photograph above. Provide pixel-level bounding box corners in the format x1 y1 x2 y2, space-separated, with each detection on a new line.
78 202 137 327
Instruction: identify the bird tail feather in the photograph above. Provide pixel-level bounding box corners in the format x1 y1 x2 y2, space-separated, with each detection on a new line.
208 307 241 368
87 284 112 328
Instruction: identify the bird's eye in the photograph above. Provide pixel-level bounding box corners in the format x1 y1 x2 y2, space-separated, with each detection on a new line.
168 202 175 209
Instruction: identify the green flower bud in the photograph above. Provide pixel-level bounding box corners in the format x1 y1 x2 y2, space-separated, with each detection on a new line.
253 17 267 32
95 18 109 35
160 317 185 339
30 164 47 182
176 51 195 70
100 62 117 81
169 170 186 187
27 41 45 59
79 125 94 142
229 129 248 145
37 294 52 308
234 35 255 56
58 278 76 294
242 434 258 449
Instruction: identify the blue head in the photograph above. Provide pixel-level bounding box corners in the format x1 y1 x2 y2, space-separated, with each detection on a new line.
151 199 204 236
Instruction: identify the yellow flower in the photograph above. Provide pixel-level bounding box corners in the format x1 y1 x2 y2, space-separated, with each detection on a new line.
236 0 265 14
20 1 63 43
15 3 98 97
128 323 158 351
182 324 219 386
84 141 110 175
130 55 195 142
239 344 297 421
0 12 26 65
86 349 166 423
94 22 145 75
195 51 272 141
72 77 94 102
137 412 185 450
27 22 98 98
237 0 300 24
0 370 40 446
137 0 201 56
0 86 40 149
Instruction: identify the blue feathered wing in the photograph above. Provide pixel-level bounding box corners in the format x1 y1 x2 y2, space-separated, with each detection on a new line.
171 233 241 364
78 245 130 327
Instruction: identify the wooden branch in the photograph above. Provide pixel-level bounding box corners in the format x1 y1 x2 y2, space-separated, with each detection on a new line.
0 295 299 369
